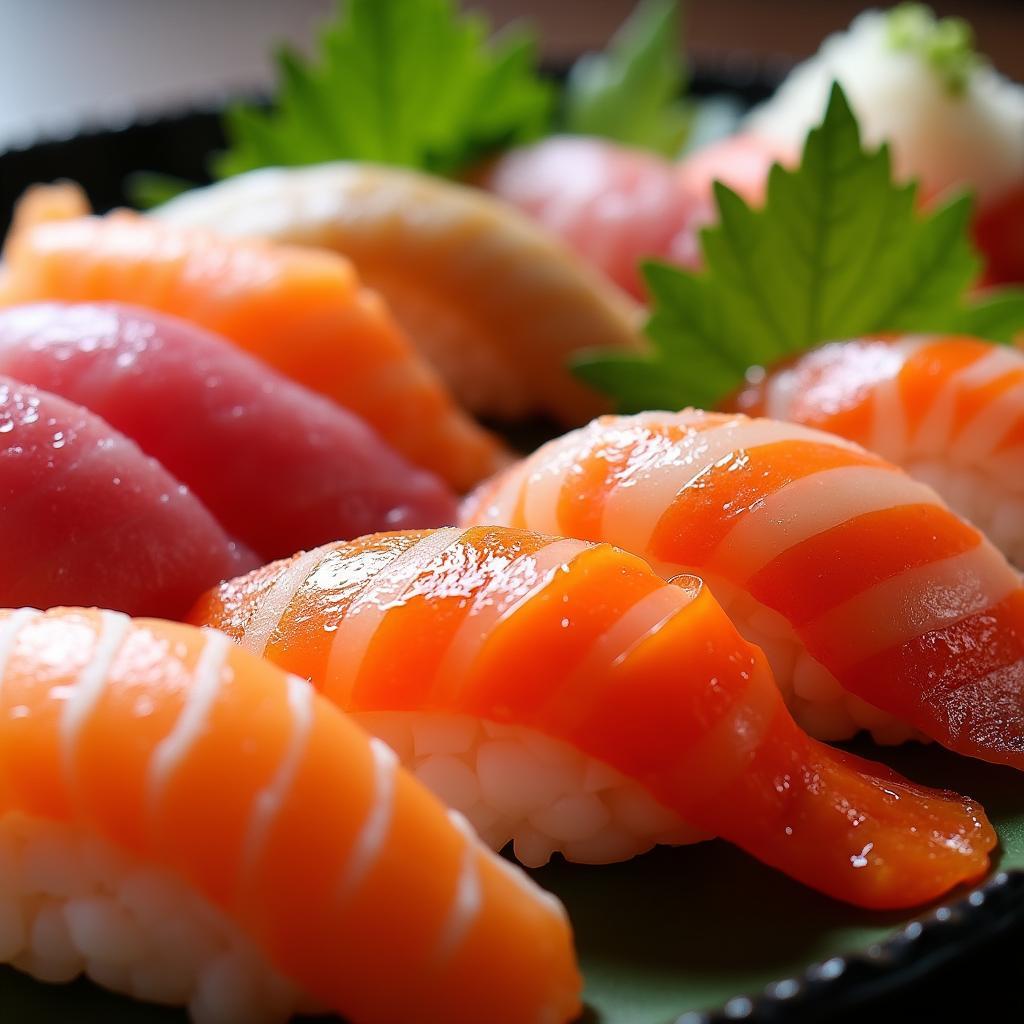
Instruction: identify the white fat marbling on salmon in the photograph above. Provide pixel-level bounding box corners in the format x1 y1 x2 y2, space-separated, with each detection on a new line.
802 542 1020 671
569 583 695 683
951 380 1024 466
237 548 331 657
326 528 464 705
868 371 908 458
712 465 942 581
0 610 40 695
910 347 1006 451
521 444 582 537
864 337 929 458
338 738 398 900
59 612 130 780
434 810 482 964
241 675 314 875
147 630 232 803
435 539 590 688
474 464 528 527
600 416 862 552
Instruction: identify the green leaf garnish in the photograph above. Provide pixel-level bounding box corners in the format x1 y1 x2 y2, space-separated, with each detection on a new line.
575 83 1024 412
124 172 195 211
214 0 555 179
563 0 690 156
886 3 979 96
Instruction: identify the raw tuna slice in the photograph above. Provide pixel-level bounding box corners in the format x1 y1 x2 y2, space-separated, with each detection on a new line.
480 134 789 300
0 303 458 559
0 376 256 616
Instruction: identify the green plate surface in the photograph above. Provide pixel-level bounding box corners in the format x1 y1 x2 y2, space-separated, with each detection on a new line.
1 742 1020 1023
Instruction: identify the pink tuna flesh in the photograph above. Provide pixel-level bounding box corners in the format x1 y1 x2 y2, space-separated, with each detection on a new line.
0 376 257 617
0 303 458 560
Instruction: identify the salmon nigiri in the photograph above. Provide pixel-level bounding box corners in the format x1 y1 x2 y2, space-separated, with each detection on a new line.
0 184 505 491
729 334 1024 565
191 526 995 910
462 412 1024 768
0 607 581 1024
0 302 456 559
153 163 645 423
0 377 255 617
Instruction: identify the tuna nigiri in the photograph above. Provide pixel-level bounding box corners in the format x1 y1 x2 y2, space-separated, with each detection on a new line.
730 334 1024 565
0 302 456 559
462 412 1024 768
0 377 254 617
479 135 708 299
478 133 789 300
191 526 995 910
0 184 505 491
0 607 581 1024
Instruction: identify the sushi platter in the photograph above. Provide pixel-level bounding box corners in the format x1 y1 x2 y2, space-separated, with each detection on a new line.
0 1 1023 1022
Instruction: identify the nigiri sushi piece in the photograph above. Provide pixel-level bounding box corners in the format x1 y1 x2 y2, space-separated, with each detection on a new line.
675 131 794 211
480 133 794 300
190 526 996 910
478 135 708 299
152 162 645 422
0 302 457 560
0 183 505 491
0 607 581 1024
729 334 1024 565
462 411 1024 768
0 376 255 617
745 7 1024 282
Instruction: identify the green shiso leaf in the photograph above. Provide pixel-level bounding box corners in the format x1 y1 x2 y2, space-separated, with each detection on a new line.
214 0 555 180
124 172 194 211
563 0 691 156
575 83 1024 413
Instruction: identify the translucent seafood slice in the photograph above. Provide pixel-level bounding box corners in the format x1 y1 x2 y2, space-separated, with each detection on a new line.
154 162 646 424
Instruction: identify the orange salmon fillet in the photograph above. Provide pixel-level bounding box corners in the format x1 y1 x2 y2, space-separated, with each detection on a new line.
0 607 581 1024
191 527 996 910
0 184 507 491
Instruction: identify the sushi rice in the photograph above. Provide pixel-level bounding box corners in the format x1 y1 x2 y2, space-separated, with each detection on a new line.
351 712 710 868
0 814 312 1024
692 573 924 745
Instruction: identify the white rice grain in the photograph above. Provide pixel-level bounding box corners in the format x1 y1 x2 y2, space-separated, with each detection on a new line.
0 813 312 1023
350 711 713 867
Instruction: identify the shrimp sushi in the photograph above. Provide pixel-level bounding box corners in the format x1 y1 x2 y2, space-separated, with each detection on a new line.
152 162 646 423
462 412 1024 768
0 184 505 491
0 302 457 559
729 334 1024 565
0 377 255 617
191 526 995 909
0 607 581 1024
